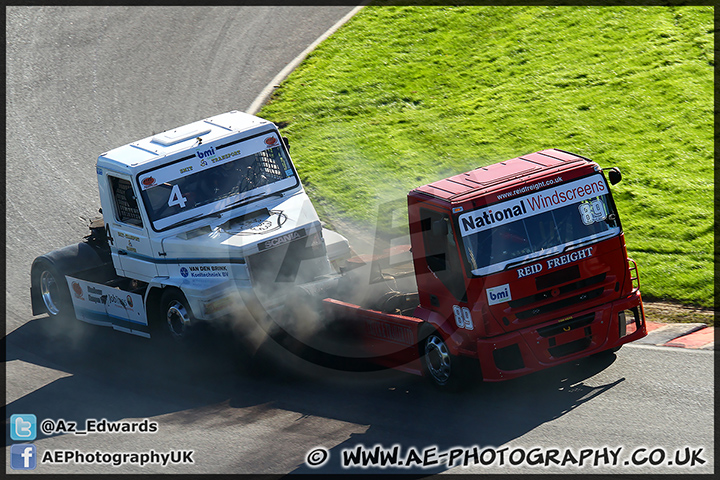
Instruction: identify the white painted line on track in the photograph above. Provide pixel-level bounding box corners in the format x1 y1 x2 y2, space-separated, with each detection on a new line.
625 342 715 353
246 3 368 115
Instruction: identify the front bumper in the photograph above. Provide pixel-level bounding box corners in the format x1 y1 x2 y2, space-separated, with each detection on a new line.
475 291 646 381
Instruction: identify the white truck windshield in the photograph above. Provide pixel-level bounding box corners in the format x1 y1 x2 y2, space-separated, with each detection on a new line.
458 174 620 276
137 133 298 231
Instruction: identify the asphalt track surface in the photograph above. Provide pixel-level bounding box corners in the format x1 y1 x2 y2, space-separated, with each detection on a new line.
5 6 714 475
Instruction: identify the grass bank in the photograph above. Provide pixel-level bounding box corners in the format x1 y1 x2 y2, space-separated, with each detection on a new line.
259 5 714 308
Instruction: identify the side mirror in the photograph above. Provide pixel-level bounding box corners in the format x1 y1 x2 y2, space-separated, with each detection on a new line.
608 167 622 185
282 136 290 152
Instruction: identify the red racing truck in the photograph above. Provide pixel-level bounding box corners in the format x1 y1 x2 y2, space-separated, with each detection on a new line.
322 149 646 389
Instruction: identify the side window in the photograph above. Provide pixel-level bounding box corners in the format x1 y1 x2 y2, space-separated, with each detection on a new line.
420 208 466 301
110 176 143 227
421 210 448 273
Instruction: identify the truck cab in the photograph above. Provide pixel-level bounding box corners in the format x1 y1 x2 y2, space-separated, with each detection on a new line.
32 111 350 339
408 149 645 382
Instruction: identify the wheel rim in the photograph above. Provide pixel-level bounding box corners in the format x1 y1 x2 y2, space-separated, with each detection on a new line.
166 300 191 338
425 334 451 385
40 270 60 315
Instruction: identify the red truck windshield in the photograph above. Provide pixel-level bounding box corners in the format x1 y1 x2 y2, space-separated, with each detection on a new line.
458 174 620 276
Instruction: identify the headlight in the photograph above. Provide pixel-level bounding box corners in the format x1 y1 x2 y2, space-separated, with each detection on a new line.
306 231 324 248
619 307 640 337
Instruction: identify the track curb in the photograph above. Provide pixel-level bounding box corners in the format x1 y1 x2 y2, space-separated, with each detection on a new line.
640 321 714 350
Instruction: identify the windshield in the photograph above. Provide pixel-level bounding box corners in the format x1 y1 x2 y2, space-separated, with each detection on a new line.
137 133 298 231
458 174 620 276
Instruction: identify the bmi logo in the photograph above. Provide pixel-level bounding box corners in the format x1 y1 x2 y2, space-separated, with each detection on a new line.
486 283 512 306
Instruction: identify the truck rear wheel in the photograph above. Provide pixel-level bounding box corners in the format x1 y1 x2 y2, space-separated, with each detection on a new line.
33 260 72 319
160 289 195 341
421 331 478 391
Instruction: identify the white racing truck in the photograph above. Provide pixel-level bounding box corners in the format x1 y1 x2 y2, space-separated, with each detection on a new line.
31 111 350 340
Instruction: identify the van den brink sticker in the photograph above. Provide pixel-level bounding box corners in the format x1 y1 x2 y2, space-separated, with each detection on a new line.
179 265 230 279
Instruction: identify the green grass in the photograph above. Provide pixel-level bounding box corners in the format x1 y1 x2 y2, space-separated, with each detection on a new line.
259 5 714 308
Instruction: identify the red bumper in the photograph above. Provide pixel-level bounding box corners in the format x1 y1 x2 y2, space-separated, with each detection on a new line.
475 291 646 381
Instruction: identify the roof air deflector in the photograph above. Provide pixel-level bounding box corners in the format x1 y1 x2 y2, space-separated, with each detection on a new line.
152 127 212 146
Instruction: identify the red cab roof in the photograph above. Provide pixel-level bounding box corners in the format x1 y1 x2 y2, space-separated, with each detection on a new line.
412 149 593 203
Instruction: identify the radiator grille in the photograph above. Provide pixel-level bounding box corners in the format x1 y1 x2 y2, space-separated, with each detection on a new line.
514 286 604 320
247 233 326 286
536 265 580 290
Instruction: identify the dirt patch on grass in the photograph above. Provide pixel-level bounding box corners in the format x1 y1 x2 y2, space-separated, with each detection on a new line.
643 301 715 326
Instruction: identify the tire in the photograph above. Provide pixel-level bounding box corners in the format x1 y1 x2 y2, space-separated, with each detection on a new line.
159 289 195 341
33 260 72 319
421 330 477 391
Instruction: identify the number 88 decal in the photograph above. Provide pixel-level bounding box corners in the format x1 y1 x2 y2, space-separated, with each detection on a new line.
578 198 606 225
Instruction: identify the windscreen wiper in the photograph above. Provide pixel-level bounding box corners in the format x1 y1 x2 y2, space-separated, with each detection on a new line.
167 211 222 229
165 192 284 229
222 191 284 211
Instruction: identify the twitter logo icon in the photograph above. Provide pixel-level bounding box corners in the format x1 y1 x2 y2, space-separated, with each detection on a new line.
11 414 37 441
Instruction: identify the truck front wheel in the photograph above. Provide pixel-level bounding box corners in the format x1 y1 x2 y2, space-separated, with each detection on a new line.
160 289 195 341
421 331 478 391
33 260 72 319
